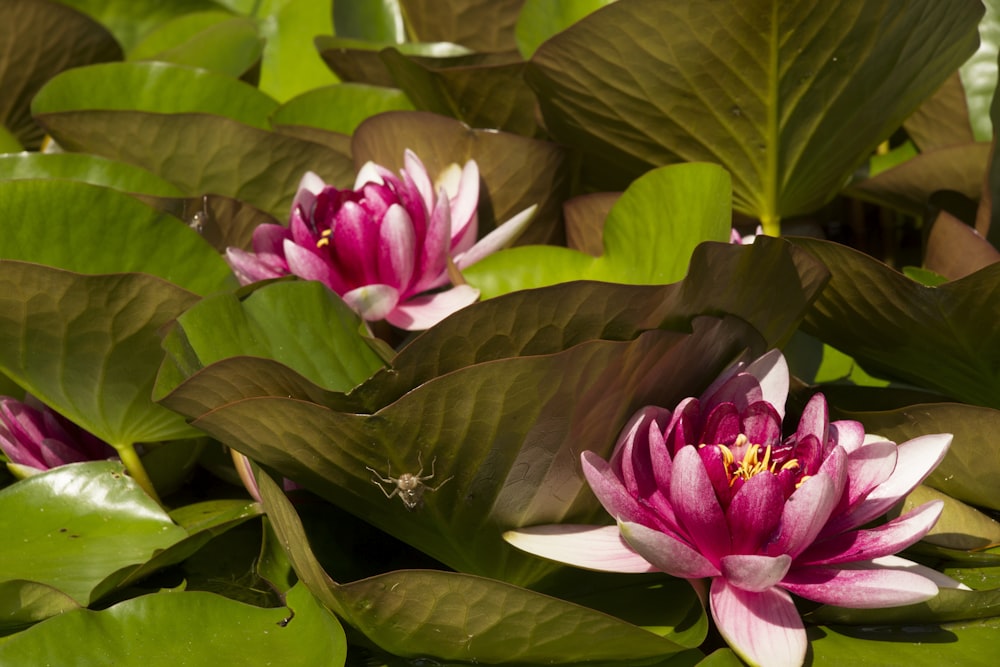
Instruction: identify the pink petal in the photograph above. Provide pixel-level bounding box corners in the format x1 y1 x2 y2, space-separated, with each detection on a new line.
377 204 416 289
824 433 952 534
332 201 379 284
412 193 452 294
446 160 481 254
342 284 400 321
869 555 970 590
403 149 434 212
225 248 285 285
828 419 865 455
828 439 898 521
720 554 792 592
797 500 943 566
795 393 829 446
743 349 789 417
353 161 384 189
740 401 782 446
582 450 674 532
251 223 292 255
710 578 806 667
670 445 732 561
701 374 762 415
283 241 348 293
764 469 838 558
503 524 657 573
384 284 478 330
453 204 537 269
781 561 939 607
620 520 721 578
290 171 326 218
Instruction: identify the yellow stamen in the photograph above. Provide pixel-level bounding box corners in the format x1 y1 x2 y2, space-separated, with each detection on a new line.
702 438 800 487
316 229 333 248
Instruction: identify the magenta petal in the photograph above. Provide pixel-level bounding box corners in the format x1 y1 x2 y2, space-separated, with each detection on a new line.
825 433 952 534
384 285 479 330
727 473 785 554
743 349 789 417
720 554 792 592
710 578 806 667
620 520 721 579
342 284 399 321
830 439 897 519
701 403 741 445
581 450 670 531
795 393 829 446
798 500 944 566
412 192 452 294
283 241 347 292
503 525 657 573
332 201 379 284
740 401 782 446
670 446 732 561
828 419 866 455
251 223 292 255
225 248 286 284
781 562 939 608
403 149 434 212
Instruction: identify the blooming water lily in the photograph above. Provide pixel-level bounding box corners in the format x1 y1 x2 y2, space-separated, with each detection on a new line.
0 396 116 478
505 350 953 667
226 150 536 330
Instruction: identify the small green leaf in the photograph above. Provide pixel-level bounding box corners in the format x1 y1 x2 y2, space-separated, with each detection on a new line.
254 0 340 102
271 83 414 135
0 153 184 196
333 0 405 42
464 163 733 297
0 462 187 606
515 0 616 58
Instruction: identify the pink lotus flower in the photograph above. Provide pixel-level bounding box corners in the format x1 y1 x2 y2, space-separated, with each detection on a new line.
0 396 117 477
226 150 535 330
505 350 953 667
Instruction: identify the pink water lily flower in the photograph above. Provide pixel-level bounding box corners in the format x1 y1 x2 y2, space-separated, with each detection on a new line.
0 396 117 478
505 350 953 667
226 150 536 330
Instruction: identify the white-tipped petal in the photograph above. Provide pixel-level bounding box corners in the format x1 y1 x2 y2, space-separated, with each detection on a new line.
504 524 657 573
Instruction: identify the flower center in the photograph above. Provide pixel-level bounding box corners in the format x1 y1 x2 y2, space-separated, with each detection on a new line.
713 434 800 487
316 229 333 248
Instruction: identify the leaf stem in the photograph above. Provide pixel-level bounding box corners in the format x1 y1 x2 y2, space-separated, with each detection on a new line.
761 214 781 237
118 443 164 507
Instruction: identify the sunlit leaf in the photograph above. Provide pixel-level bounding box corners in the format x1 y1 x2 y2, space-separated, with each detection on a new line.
54 0 224 52
271 83 414 136
133 17 264 79
0 153 184 196
399 0 522 52
0 582 347 666
528 0 982 228
0 462 187 606
515 0 616 58
808 618 1000 664
333 0 405 42
959 0 1000 141
463 163 732 297
254 0 340 102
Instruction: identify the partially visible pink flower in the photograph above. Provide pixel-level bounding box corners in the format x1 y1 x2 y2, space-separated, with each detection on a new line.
505 350 954 667
730 225 763 244
226 150 536 330
0 396 117 477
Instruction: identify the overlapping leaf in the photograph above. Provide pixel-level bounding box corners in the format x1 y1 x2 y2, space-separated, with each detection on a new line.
0 582 346 666
255 467 695 664
0 0 122 149
792 237 1000 409
527 0 982 227
352 110 568 244
0 462 187 609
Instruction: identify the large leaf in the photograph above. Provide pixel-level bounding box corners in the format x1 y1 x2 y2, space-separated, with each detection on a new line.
253 0 340 102
0 582 347 666
0 153 185 196
808 619 1000 665
463 163 732 297
158 238 828 422
527 0 982 229
54 0 224 52
157 281 385 396
0 462 187 607
792 237 1000 409
34 111 355 218
515 0 616 59
399 0 523 52
32 60 279 129
270 83 414 136
130 16 264 78
0 262 200 445
255 467 693 664
0 179 232 295
173 317 763 586
960 0 1000 142
351 110 568 244
0 0 122 148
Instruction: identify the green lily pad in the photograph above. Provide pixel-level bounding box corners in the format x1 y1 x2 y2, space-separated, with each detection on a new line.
0 582 346 666
54 0 226 52
792 237 1000 409
132 16 264 79
0 179 232 295
32 60 279 128
253 0 340 102
157 281 385 396
0 262 201 445
0 462 187 607
0 580 80 631
255 468 691 664
808 619 1000 665
398 0 522 51
527 0 982 228
333 0 405 43
463 163 733 297
271 83 414 136
0 0 122 148
0 153 184 196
